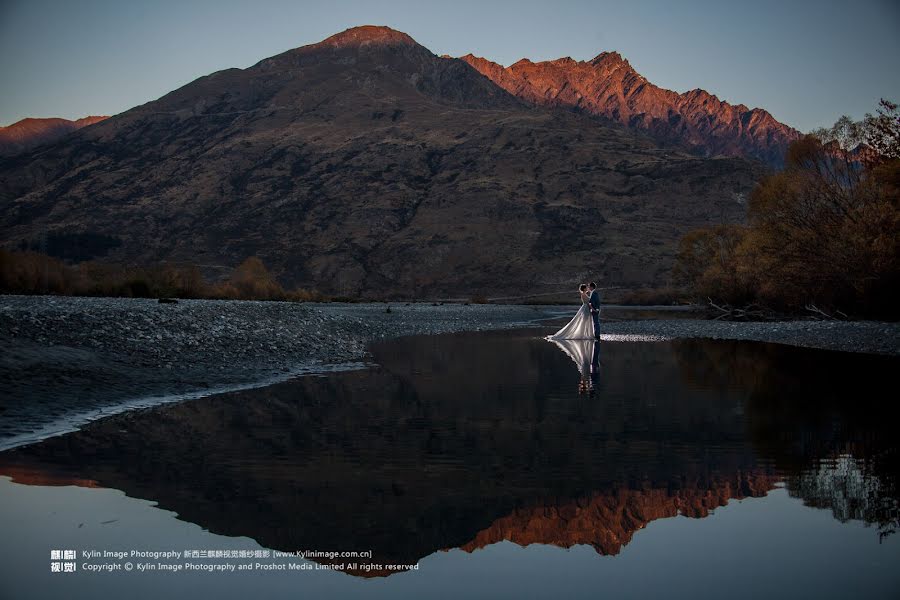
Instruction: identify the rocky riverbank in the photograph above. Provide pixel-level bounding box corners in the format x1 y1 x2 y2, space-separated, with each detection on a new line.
597 318 899 356
0 296 554 450
1 295 897 450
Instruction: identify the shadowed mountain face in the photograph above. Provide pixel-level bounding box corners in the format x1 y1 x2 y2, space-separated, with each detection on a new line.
0 26 766 297
0 116 108 157
460 53 800 167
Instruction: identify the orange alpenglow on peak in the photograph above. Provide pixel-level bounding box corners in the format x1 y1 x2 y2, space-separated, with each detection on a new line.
459 49 799 165
316 25 419 48
590 51 628 65
0 115 109 156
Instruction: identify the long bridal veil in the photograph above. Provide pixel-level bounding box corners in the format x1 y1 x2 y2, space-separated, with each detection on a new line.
547 303 595 340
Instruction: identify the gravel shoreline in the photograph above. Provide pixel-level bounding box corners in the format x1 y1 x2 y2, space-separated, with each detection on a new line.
0 296 554 450
596 319 900 356
1 295 898 451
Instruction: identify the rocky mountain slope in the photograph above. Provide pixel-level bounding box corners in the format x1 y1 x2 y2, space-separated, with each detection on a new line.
460 52 800 166
0 116 107 156
0 26 765 298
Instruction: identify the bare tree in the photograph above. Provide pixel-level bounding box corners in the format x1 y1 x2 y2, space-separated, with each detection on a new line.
865 99 900 160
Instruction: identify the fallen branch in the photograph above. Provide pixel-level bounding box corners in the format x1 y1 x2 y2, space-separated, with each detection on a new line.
804 303 846 320
707 298 776 321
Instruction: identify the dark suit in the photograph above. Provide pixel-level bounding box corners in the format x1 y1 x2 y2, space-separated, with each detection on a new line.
588 288 601 337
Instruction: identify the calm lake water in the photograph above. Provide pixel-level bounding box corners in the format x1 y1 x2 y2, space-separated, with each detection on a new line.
1 326 898 599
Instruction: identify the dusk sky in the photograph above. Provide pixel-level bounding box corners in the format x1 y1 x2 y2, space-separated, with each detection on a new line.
1 0 898 132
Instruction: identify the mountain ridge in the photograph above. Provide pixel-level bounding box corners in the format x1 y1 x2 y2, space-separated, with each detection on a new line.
459 51 799 166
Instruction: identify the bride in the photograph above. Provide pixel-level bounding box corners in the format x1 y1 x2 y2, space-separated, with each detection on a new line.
547 284 595 340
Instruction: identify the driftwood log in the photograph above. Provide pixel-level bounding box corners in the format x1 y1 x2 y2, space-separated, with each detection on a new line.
706 299 848 321
803 303 848 320
706 299 777 321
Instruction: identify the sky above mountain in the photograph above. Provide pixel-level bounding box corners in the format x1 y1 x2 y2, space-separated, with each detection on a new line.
1 0 898 132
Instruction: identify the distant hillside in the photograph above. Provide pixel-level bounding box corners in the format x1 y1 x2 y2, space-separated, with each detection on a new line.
0 116 108 156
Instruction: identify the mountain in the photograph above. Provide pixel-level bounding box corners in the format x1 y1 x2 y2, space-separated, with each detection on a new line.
0 26 765 298
460 53 800 166
0 116 107 156
455 474 775 557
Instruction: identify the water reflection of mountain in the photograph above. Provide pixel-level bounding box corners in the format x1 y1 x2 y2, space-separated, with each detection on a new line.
454 473 776 556
0 330 896 574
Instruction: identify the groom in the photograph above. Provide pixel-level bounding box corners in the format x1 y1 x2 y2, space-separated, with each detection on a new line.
588 281 601 339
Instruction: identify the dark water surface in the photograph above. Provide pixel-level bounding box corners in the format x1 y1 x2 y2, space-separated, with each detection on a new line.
1 327 898 599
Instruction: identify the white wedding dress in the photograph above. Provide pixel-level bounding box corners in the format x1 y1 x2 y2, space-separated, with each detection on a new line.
547 293 596 340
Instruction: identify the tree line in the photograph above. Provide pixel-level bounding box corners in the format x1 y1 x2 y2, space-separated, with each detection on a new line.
674 99 899 319
0 252 326 302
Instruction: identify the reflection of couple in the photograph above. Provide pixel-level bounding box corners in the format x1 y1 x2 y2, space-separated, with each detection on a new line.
553 337 601 395
548 281 601 341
